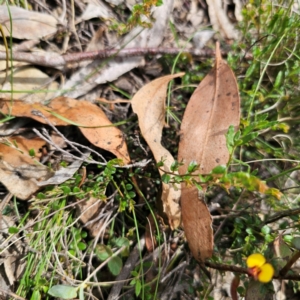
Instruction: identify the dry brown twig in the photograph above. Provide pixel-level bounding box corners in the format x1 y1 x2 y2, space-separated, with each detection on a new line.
263 207 300 225
205 259 300 281
0 47 253 69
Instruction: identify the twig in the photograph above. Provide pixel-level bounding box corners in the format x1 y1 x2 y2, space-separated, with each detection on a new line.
263 207 300 225
107 236 146 300
205 261 250 274
31 109 107 164
0 47 253 68
30 109 151 169
214 190 245 239
205 261 300 281
0 287 26 300
160 260 188 283
279 251 300 277
32 127 95 164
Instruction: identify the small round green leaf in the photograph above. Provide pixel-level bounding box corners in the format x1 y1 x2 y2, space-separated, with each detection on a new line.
81 231 88 238
211 165 227 175
261 225 271 235
128 191 136 198
68 249 76 256
61 186 71 195
115 237 130 248
73 186 81 193
29 149 36 157
48 285 77 299
95 245 112 261
292 237 300 250
283 235 293 243
187 161 198 173
161 173 170 184
37 192 46 200
108 256 123 276
77 242 87 251
125 183 133 190
9 227 19 234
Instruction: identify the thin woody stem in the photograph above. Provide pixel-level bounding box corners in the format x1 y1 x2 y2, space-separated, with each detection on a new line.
205 261 300 281
0 47 253 68
279 251 300 277
263 207 300 225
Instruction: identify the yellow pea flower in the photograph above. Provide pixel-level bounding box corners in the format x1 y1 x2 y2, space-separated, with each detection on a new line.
246 253 274 283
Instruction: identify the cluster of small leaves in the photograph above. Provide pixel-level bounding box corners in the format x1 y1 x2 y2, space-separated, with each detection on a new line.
10 1 300 298
43 159 137 299
47 238 131 299
110 0 163 34
230 0 300 136
160 156 281 200
130 263 153 299
116 181 136 212
68 227 88 256
94 237 130 276
15 156 140 300
16 197 74 299
231 217 272 257
211 2 300 291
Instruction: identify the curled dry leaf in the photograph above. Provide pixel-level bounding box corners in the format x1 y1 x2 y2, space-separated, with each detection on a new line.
6 135 46 159
37 152 90 186
0 117 30 136
206 0 239 39
0 209 26 287
0 5 58 39
61 0 173 99
145 213 157 252
76 197 106 238
0 66 59 103
131 73 185 230
273 234 293 264
0 143 53 200
178 42 240 262
79 2 115 22
0 97 130 163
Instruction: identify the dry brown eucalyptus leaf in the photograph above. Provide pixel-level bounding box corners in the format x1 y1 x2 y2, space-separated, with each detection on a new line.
0 66 59 104
0 143 53 200
178 42 240 262
180 187 213 262
37 152 90 186
76 197 106 238
0 5 58 39
0 209 26 287
131 73 185 230
0 117 30 136
6 135 46 159
0 97 130 163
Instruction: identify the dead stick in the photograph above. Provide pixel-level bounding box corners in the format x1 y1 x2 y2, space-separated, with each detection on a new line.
279 251 300 277
107 236 146 300
205 261 249 274
205 261 300 281
0 47 253 68
263 207 300 225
